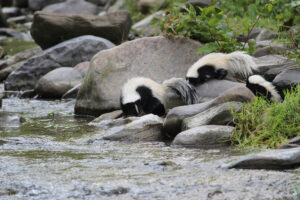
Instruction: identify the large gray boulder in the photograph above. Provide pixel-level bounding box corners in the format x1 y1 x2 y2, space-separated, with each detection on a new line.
4 35 115 91
28 0 65 10
42 0 99 15
223 147 300 170
182 101 242 130
35 67 83 98
172 125 234 148
75 36 203 116
31 11 132 49
163 86 254 137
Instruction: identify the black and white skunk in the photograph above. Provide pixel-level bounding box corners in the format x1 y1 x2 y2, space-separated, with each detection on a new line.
186 51 258 85
246 75 282 102
120 77 199 117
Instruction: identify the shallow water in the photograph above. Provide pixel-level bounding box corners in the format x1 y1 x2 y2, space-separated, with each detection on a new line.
0 98 299 199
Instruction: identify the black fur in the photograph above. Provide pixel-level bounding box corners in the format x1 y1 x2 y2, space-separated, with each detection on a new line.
121 86 165 117
187 65 228 85
246 79 273 101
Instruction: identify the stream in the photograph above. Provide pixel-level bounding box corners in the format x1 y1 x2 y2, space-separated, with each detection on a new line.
0 98 299 199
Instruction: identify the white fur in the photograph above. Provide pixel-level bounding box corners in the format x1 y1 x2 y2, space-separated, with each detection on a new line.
248 75 282 102
121 77 166 105
186 51 257 80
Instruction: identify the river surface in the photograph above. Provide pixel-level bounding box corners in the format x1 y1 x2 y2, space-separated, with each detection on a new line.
0 98 299 200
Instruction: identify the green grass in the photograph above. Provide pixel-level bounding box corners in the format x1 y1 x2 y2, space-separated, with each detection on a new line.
1 38 37 56
231 85 300 148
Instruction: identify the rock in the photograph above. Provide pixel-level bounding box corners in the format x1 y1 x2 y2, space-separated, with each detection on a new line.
102 114 164 142
0 61 25 81
73 61 90 77
195 79 244 100
138 0 165 14
255 40 285 49
172 125 234 148
264 62 298 81
107 0 125 12
163 86 254 137
0 112 25 128
31 11 132 49
252 46 287 57
236 28 262 42
89 110 123 125
0 86 4 107
1 0 13 7
132 11 163 37
254 54 296 74
272 68 300 92
255 28 278 41
28 0 65 10
223 147 300 170
75 36 203 116
13 0 28 7
279 136 300 149
86 0 108 6
0 8 8 27
7 16 28 24
42 0 99 15
0 47 42 71
5 35 114 91
182 102 242 130
0 46 5 59
35 67 83 99
2 7 20 17
61 83 81 99
0 28 24 38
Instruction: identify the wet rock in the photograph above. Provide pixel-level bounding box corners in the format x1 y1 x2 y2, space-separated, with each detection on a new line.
89 110 123 125
272 68 300 92
73 61 90 77
61 83 81 99
5 35 114 91
31 11 132 49
138 0 165 14
75 36 203 116
0 112 25 127
0 47 42 71
2 7 20 18
172 125 234 148
254 54 296 74
182 102 242 130
35 67 83 99
253 46 287 57
264 62 298 81
163 86 254 137
102 114 164 142
224 147 300 170
42 0 99 15
13 0 28 7
279 136 300 149
28 0 65 10
132 11 163 37
255 28 278 41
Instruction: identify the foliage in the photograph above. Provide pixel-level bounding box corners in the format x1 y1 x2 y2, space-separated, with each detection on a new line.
157 4 242 53
231 85 300 148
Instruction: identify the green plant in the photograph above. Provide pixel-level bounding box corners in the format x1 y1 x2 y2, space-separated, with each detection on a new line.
158 4 242 53
231 85 300 148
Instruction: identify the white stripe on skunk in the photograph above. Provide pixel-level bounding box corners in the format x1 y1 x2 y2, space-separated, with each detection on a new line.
120 77 199 117
186 51 258 85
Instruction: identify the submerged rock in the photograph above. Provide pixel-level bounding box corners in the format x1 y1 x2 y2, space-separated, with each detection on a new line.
102 114 164 142
75 36 203 116
35 67 83 99
223 147 300 170
42 0 99 15
172 125 234 148
31 11 131 49
5 35 114 91
163 86 254 138
182 102 242 130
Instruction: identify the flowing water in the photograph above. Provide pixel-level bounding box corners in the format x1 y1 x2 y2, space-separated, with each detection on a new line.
0 98 299 200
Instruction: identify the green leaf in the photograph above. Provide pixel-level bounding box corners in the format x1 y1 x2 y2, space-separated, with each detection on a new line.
248 4 257 20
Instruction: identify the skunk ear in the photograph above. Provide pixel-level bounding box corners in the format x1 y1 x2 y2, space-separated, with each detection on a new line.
216 69 228 79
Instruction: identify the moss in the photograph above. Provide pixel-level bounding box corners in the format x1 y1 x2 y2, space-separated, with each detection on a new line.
231 85 300 148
